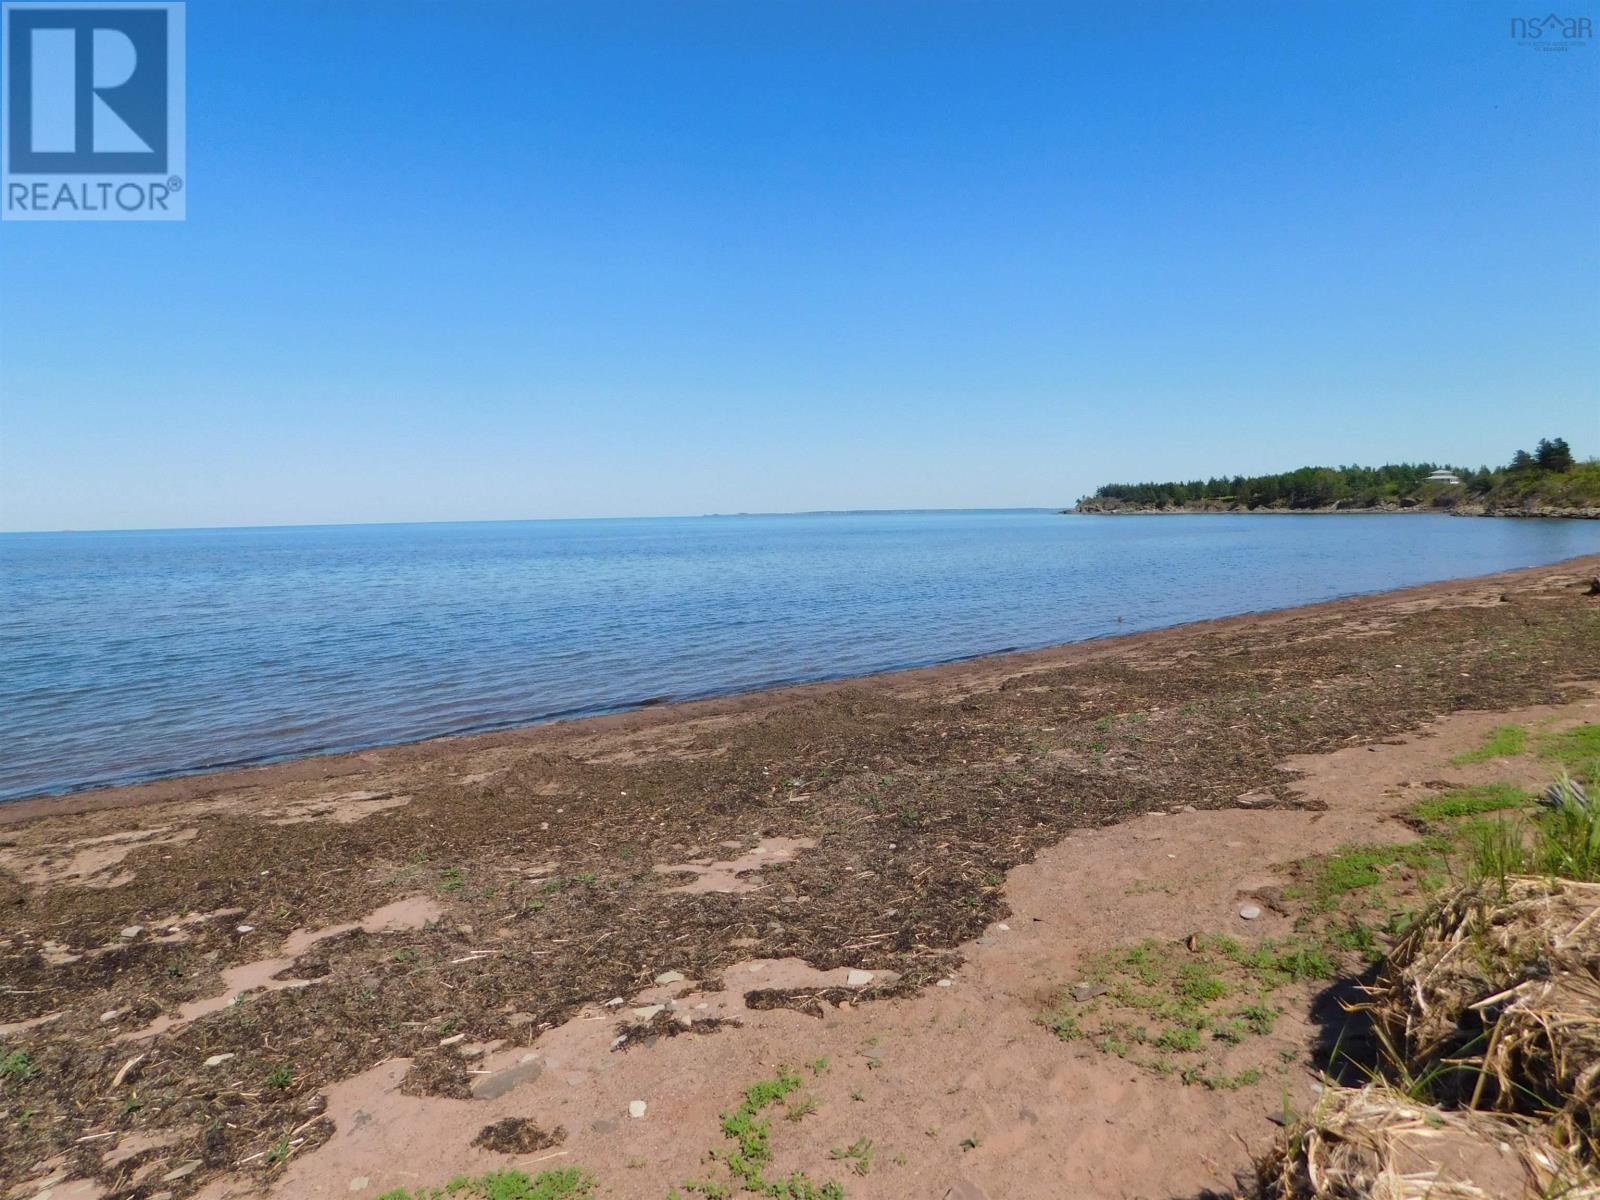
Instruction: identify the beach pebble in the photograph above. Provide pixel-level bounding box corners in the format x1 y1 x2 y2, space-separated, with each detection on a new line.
204 1053 235 1067
653 970 685 985
996 923 1010 932
235 924 255 934
937 979 954 988
1239 904 1262 921
628 1100 647 1119
846 969 874 987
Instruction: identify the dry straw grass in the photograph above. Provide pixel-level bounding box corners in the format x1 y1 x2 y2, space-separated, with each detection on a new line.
1361 877 1600 1160
1253 1084 1596 1200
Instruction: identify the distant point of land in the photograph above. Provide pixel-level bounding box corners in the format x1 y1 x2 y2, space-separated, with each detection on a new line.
1074 437 1599 518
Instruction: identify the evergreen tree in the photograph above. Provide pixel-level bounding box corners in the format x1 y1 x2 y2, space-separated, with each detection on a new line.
1535 437 1574 472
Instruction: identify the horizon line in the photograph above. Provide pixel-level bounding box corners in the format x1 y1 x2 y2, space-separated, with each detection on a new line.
0 505 1068 538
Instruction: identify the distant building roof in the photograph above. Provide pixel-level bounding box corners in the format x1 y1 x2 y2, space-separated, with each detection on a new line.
1426 470 1462 483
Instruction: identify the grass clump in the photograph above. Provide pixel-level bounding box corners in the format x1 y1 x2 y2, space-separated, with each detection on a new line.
374 1167 595 1200
1465 792 1600 889
1450 725 1528 765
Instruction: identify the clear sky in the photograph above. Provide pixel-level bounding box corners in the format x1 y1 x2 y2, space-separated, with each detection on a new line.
1 0 1597 531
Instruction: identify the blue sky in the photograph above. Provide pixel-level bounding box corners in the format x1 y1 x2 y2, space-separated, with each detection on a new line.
1 0 1597 531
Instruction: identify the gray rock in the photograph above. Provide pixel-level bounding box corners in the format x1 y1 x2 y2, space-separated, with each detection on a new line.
653 970 686 985
1239 904 1263 921
1071 982 1108 1003
162 1161 202 1183
469 1056 542 1101
628 1099 647 1119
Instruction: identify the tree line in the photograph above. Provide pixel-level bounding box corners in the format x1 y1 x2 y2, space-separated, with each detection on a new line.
1089 438 1581 510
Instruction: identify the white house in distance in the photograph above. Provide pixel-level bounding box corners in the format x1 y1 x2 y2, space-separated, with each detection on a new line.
1426 469 1462 485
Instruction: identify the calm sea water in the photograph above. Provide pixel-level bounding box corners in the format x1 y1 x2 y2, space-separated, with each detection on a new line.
3 510 1598 802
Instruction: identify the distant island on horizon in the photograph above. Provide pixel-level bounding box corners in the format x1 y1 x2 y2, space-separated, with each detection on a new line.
1074 437 1600 519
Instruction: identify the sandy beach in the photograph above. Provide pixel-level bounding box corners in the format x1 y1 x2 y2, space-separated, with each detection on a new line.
3 555 1599 1200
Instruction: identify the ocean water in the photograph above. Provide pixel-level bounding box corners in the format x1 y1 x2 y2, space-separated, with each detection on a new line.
3 510 1598 802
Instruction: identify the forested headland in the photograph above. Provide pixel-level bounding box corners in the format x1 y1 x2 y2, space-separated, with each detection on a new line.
1076 438 1599 517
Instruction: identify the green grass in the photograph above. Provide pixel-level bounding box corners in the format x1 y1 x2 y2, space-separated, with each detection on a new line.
1450 725 1528 764
1039 932 1330 1087
1536 723 1600 784
375 1168 595 1200
1411 783 1531 824
1466 794 1600 889
1290 840 1450 910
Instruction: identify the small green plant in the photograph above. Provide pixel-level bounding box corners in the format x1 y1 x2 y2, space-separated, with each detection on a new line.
785 1092 818 1123
677 1068 845 1200
830 1137 874 1176
375 1167 596 1200
0 1050 40 1083
438 867 466 893
264 1139 291 1166
263 1065 295 1089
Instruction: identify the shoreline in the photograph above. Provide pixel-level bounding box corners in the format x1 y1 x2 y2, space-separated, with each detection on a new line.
6 552 1597 827
1 555 1597 1198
